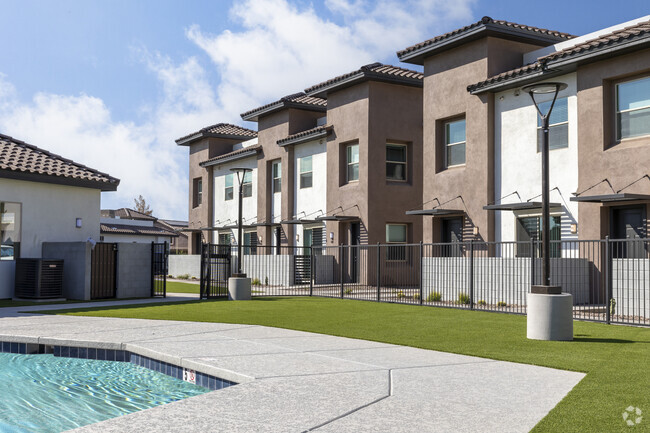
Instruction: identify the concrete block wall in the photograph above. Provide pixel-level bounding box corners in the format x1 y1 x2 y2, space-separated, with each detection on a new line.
116 243 152 298
612 259 650 318
169 255 201 279
42 242 92 300
422 257 590 305
241 255 293 286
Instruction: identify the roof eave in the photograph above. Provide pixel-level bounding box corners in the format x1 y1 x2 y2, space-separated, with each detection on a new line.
305 72 422 98
199 149 259 167
0 168 119 192
176 132 256 146
241 101 327 122
277 128 331 147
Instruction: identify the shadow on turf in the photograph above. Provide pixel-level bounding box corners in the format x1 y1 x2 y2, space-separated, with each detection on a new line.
573 336 642 344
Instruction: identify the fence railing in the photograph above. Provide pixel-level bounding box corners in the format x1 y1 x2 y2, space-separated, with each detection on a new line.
203 238 650 326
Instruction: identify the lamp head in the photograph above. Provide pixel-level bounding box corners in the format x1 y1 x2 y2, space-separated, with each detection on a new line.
521 82 567 95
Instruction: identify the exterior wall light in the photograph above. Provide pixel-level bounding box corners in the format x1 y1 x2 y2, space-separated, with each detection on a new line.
570 223 578 234
76 218 82 228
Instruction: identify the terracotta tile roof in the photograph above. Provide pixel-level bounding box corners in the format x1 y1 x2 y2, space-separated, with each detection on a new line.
397 16 574 63
304 63 423 97
240 93 327 121
277 125 332 146
468 19 650 93
200 144 262 167
176 123 257 145
100 223 178 237
101 208 156 221
0 133 119 191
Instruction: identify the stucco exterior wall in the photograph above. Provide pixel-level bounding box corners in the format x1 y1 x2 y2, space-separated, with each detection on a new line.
42 242 92 300
494 73 579 242
115 242 152 298
293 138 327 249
169 254 201 278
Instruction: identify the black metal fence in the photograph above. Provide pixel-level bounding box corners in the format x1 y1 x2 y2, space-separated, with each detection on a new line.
201 238 650 327
151 242 168 298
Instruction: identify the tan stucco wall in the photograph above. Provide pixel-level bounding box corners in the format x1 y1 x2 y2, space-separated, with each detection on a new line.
576 48 650 239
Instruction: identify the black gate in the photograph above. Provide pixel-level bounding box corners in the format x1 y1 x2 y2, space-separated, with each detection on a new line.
91 242 117 299
151 242 168 297
294 254 312 285
200 244 231 298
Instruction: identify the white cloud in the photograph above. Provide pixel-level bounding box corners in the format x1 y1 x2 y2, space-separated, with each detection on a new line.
0 0 476 220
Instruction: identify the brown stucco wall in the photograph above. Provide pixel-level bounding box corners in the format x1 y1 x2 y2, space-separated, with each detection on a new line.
576 48 650 240
421 37 547 244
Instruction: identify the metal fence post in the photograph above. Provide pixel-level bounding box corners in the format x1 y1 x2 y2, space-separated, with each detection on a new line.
150 241 154 298
199 243 205 299
163 241 168 298
309 246 314 297
419 241 424 305
339 244 344 298
469 240 474 310
530 238 535 287
376 242 381 302
605 236 611 324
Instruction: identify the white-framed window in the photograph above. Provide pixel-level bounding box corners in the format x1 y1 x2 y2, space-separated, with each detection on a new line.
225 174 234 201
242 171 253 198
445 119 466 167
0 201 21 261
386 224 407 261
300 156 312 189
516 215 561 258
616 76 650 140
537 97 568 151
243 230 257 255
347 144 359 182
386 143 407 181
272 160 281 193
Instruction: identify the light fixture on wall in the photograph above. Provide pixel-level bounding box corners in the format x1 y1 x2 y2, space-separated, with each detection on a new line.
296 234 300 242
75 218 82 228
472 226 479 236
570 223 578 234
329 232 334 241
259 235 263 243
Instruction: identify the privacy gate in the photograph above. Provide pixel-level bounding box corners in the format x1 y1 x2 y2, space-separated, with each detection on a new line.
200 244 231 298
151 242 168 297
90 242 117 299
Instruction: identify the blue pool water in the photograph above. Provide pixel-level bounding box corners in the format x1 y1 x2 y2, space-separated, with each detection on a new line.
0 353 209 433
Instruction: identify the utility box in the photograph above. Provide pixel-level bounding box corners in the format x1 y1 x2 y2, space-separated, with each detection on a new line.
14 258 64 299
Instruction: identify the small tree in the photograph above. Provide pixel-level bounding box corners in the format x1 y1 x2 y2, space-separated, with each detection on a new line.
133 195 153 215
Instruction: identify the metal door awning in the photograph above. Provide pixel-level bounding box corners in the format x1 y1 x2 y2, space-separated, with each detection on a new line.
569 193 650 203
405 209 463 216
483 201 561 211
279 219 319 224
315 215 359 221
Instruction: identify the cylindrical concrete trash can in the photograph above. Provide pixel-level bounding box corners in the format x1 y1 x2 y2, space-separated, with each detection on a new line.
228 277 251 301
527 293 573 341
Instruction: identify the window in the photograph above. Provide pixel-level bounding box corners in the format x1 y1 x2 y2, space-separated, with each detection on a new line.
616 76 650 140
1 202 21 261
445 119 466 167
274 226 282 255
272 160 281 193
242 171 253 198
218 233 231 254
192 178 202 207
225 174 234 201
537 97 568 151
243 231 257 255
386 143 407 181
516 215 561 258
346 144 359 182
303 227 323 255
300 156 312 189
386 224 407 261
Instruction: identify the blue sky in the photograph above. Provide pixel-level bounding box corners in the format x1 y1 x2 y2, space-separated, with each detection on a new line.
1 0 648 219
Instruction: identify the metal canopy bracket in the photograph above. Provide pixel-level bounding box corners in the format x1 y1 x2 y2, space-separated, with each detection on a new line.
405 209 464 216
569 193 650 203
483 202 562 211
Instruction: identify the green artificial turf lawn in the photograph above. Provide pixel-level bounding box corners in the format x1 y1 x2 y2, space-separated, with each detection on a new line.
42 297 648 432
166 281 200 294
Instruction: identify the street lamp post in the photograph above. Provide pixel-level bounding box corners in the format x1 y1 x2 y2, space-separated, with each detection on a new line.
231 167 251 276
522 82 573 341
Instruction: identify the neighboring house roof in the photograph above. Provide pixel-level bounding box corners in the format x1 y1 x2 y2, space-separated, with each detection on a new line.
277 125 333 147
100 223 179 237
199 144 262 167
468 19 650 94
304 63 423 98
175 123 257 146
101 208 156 221
160 219 188 228
240 92 327 122
0 133 119 191
397 16 574 64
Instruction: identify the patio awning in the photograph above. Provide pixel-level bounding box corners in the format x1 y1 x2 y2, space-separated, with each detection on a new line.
405 208 464 216
315 215 359 222
251 222 281 227
483 201 561 211
280 219 320 225
569 193 650 203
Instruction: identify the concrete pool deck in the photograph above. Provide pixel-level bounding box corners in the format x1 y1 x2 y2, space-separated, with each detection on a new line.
0 301 585 432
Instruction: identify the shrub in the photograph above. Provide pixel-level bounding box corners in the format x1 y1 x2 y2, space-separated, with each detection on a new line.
426 291 442 302
497 301 507 307
396 290 406 298
177 274 190 280
609 298 616 316
251 278 261 286
413 293 420 300
477 299 486 305
264 276 269 286
344 288 353 295
457 292 471 305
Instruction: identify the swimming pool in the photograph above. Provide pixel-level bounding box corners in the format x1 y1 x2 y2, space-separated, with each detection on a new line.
0 352 210 432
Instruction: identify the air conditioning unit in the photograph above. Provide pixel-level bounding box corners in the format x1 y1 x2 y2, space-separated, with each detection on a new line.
14 259 64 299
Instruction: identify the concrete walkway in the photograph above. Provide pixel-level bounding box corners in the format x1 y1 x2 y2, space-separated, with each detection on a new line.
0 305 584 432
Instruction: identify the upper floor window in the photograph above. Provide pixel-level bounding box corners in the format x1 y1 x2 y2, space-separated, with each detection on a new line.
617 76 650 140
445 119 466 167
386 223 407 261
1 201 21 261
300 156 312 189
242 171 253 198
386 143 407 181
192 178 202 207
272 160 281 193
225 174 234 201
346 144 359 182
537 97 568 151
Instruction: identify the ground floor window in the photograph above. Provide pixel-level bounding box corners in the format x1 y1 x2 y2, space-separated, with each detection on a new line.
218 232 231 255
516 215 561 257
243 231 258 255
303 226 323 255
386 224 407 261
1 202 21 261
